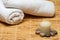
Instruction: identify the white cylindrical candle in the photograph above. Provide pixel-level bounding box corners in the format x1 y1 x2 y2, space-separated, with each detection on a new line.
2 0 55 17
40 21 51 35
0 1 24 24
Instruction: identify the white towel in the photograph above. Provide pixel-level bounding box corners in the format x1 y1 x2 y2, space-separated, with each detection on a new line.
0 0 24 24
2 0 55 17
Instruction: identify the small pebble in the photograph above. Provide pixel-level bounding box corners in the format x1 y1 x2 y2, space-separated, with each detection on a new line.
40 32 45 37
35 28 40 34
50 29 57 36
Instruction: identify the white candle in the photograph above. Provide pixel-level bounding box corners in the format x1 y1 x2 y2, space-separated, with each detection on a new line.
2 0 55 17
40 21 51 35
0 0 24 24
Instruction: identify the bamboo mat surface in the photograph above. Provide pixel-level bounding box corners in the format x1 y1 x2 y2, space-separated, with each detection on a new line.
0 0 60 40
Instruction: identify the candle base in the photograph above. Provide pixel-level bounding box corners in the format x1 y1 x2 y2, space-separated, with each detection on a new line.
35 28 57 37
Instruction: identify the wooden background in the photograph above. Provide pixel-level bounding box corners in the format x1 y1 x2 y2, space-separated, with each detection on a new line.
0 0 60 40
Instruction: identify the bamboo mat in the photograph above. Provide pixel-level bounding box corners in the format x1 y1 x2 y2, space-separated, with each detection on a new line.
0 0 60 40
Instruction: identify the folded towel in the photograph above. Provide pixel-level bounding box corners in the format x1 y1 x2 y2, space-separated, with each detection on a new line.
0 0 24 24
3 0 55 17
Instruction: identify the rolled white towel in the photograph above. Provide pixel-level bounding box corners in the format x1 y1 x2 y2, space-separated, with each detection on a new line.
2 0 55 17
0 0 24 24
